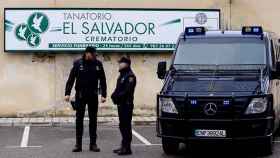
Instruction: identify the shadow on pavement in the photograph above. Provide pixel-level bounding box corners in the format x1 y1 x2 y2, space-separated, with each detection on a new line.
171 143 271 158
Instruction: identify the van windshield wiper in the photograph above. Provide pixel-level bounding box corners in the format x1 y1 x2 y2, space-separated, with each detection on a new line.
173 64 266 70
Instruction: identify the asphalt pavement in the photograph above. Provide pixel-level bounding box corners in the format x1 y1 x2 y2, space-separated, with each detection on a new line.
0 125 279 158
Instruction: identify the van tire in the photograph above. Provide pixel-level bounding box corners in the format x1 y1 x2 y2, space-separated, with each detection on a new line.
162 138 179 155
258 137 273 156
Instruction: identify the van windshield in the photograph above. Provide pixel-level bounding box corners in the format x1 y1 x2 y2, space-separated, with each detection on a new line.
174 37 267 67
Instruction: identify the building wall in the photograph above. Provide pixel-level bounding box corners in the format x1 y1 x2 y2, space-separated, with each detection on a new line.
230 0 280 34
0 0 277 117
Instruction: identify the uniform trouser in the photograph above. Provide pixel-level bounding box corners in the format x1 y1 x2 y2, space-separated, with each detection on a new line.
75 95 98 146
117 104 134 148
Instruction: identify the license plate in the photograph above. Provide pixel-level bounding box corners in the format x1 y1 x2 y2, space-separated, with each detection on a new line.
194 129 226 138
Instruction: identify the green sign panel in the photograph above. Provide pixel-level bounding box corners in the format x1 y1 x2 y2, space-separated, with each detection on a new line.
5 8 220 52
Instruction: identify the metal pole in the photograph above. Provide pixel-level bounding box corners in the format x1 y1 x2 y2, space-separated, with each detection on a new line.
229 0 232 30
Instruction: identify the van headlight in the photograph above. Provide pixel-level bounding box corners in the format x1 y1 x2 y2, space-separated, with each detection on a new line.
245 98 268 114
159 97 178 114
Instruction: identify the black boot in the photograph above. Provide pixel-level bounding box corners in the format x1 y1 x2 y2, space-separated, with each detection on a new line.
118 147 132 156
89 144 101 152
72 144 82 152
113 147 122 154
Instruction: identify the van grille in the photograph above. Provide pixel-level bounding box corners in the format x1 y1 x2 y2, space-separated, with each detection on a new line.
176 97 250 119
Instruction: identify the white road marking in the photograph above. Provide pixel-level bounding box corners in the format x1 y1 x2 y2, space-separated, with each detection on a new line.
5 145 42 149
132 129 152 146
20 126 30 148
273 140 280 143
5 125 42 149
132 144 162 146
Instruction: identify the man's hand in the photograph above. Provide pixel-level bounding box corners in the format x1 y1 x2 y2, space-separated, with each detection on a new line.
65 95 70 102
101 97 106 103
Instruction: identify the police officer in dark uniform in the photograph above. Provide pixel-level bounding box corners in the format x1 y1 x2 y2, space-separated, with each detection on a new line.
65 46 107 152
111 57 137 155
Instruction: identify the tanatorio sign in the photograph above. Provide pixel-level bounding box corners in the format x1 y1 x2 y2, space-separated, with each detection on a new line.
4 8 220 52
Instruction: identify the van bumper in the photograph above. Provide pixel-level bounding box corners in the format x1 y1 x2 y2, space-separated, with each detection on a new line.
157 117 274 144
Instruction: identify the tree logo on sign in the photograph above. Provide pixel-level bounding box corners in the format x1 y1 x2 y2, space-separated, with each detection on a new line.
27 12 49 34
14 12 49 48
27 33 41 47
15 24 31 41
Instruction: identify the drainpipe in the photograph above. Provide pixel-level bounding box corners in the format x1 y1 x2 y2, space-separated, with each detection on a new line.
229 0 232 30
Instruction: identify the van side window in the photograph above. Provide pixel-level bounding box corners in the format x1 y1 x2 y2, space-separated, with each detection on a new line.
271 40 276 67
276 40 280 61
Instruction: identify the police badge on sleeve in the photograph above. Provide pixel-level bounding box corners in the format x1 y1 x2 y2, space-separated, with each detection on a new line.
96 65 100 71
129 77 134 82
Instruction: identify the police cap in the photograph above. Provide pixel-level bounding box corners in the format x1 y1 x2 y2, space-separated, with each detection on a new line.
118 57 131 66
85 46 97 54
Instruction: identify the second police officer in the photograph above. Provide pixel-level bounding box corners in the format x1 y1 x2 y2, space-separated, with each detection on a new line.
111 57 137 155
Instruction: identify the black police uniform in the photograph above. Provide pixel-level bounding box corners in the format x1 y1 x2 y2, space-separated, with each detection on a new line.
111 66 136 153
65 58 107 148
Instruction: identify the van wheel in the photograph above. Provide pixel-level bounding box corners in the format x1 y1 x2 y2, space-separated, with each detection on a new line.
258 137 273 156
162 138 179 155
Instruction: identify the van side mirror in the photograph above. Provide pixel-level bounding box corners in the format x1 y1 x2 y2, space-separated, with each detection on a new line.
276 61 280 74
272 61 280 79
157 61 167 79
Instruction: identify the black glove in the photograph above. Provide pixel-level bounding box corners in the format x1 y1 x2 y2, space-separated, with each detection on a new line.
111 93 119 105
70 100 78 111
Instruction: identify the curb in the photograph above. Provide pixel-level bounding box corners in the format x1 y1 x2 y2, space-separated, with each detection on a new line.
0 117 156 126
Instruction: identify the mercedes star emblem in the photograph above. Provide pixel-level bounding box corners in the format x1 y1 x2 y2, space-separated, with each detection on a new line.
203 103 218 116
